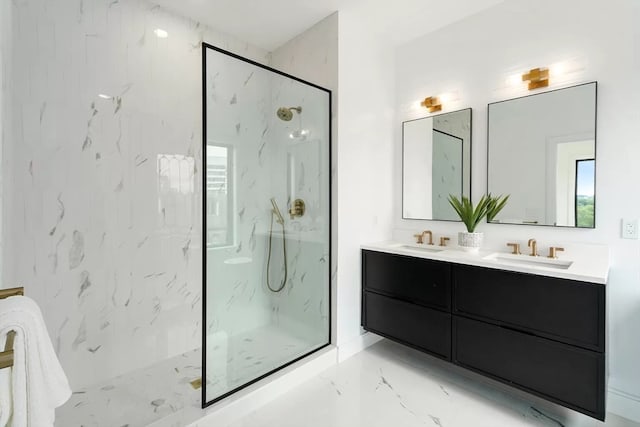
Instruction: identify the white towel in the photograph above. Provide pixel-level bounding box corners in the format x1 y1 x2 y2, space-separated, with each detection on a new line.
0 359 11 426
0 296 71 427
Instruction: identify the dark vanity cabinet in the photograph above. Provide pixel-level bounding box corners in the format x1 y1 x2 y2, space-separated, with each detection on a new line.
361 250 606 421
361 250 452 359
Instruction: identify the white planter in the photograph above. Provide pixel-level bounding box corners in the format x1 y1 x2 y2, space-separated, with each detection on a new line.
458 231 483 253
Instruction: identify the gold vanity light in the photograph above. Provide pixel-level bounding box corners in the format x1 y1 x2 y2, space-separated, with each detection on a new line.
522 67 549 90
420 96 442 113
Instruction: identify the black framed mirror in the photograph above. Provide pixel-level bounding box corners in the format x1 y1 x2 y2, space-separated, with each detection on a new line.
402 108 472 221
487 82 597 228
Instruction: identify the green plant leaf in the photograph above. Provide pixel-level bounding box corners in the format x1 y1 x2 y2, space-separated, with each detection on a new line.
486 194 510 222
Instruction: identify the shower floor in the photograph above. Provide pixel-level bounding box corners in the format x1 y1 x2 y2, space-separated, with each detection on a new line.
54 324 324 426
55 349 201 427
206 323 325 402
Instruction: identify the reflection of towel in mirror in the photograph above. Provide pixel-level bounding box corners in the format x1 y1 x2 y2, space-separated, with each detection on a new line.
0 296 71 427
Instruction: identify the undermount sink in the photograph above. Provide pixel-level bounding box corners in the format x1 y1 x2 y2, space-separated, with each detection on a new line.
484 252 573 270
392 244 446 253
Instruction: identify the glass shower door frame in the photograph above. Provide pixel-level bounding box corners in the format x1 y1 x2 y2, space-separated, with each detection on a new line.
201 42 332 408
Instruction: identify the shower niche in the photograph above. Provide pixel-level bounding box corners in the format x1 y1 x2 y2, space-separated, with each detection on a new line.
202 44 331 406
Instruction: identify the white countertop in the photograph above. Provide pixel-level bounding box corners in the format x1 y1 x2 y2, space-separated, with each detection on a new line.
361 241 610 284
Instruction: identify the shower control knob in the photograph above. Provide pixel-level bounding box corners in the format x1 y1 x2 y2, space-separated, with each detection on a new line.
289 199 306 219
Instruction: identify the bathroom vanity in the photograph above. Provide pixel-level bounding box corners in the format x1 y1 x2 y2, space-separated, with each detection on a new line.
361 243 608 421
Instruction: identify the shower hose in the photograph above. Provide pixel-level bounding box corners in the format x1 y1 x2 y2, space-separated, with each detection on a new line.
266 210 288 292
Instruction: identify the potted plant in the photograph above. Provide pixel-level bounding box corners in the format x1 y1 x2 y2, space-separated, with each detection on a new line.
448 193 509 252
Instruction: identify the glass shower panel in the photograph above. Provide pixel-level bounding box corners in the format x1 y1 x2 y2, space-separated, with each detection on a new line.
203 44 331 405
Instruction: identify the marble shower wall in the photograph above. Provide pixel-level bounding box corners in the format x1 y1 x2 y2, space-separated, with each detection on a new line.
204 46 274 338
266 77 330 342
269 12 337 345
3 0 269 389
0 0 12 279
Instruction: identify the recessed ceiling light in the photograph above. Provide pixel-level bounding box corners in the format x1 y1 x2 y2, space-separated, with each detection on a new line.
154 28 169 39
98 94 113 99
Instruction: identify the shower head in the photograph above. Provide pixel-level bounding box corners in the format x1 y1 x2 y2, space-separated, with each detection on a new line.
270 198 285 225
276 106 302 122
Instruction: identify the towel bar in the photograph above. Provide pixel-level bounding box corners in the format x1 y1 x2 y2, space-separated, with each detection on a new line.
0 287 24 299
0 286 24 369
0 331 15 369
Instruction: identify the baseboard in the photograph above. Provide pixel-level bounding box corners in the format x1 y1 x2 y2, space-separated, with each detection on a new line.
337 331 383 363
608 387 640 422
188 346 338 427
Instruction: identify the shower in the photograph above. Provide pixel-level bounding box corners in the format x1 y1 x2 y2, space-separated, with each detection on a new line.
277 106 309 141
267 198 287 293
276 106 302 121
204 43 330 406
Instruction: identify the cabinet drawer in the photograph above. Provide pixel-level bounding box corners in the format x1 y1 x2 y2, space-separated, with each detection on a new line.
453 265 604 351
363 250 451 310
364 291 451 360
454 316 604 419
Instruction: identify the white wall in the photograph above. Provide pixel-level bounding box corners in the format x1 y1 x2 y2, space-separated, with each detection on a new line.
394 0 640 420
3 0 269 390
335 6 396 352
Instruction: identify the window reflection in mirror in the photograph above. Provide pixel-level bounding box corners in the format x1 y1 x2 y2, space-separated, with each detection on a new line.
575 159 595 228
402 108 471 221
487 82 596 228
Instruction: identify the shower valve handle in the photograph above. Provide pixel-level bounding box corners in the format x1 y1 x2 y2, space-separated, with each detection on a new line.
289 199 306 219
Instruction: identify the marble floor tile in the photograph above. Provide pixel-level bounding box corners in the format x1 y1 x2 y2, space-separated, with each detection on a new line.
221 339 639 427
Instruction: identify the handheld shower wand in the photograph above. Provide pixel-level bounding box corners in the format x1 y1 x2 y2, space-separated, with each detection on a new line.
267 198 287 292
270 197 285 225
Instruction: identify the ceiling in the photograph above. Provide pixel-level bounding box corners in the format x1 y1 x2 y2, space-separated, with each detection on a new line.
152 0 504 51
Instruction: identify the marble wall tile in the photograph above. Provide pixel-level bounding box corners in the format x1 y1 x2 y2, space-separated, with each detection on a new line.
270 13 338 345
0 0 14 282
204 47 273 341
4 0 337 415
3 0 269 390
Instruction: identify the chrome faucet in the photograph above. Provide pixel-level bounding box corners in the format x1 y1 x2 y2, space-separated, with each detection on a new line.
528 238 538 257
